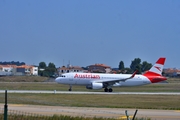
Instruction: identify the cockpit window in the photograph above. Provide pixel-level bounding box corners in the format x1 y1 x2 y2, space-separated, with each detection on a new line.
60 75 66 77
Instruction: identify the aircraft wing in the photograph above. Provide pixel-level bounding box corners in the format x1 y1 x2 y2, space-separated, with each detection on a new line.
96 70 137 86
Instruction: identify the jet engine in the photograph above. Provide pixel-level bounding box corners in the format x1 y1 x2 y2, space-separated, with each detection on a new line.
86 83 103 89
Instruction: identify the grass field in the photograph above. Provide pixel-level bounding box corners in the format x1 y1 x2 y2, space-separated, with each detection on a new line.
0 93 179 110
0 76 48 82
0 113 147 120
0 82 180 92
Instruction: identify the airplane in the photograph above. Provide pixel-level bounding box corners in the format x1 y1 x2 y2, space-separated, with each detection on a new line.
55 57 167 92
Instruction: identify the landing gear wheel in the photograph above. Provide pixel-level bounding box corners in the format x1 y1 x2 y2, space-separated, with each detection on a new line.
69 85 72 91
104 88 109 92
109 88 113 92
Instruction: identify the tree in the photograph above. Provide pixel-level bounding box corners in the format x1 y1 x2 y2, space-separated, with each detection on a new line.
0 61 25 65
38 62 57 77
123 67 131 74
141 61 152 73
38 62 47 76
39 62 46 69
48 62 56 69
135 64 142 74
20 62 25 65
47 62 57 76
42 62 57 77
130 58 142 74
118 61 124 70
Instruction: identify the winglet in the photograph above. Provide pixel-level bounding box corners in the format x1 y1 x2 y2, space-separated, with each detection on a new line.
121 70 137 82
130 70 138 78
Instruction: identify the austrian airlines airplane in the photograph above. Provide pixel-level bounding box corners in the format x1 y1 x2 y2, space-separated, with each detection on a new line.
55 58 167 92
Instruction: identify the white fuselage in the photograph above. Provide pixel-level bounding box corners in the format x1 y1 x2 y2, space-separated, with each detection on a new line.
55 73 151 87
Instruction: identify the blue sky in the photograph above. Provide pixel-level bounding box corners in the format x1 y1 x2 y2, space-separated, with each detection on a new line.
0 0 180 68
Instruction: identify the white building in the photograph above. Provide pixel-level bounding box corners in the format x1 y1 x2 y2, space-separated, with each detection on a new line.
0 65 38 76
57 65 84 75
32 66 38 75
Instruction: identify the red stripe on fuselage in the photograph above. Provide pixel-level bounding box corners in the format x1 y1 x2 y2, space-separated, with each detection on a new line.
143 71 167 83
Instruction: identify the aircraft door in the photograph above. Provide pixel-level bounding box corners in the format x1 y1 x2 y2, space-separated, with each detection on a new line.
69 75 76 84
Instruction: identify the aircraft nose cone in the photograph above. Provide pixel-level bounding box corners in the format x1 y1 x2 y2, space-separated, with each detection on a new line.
55 77 59 82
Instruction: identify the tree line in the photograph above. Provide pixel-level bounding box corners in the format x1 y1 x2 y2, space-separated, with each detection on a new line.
118 58 152 74
0 61 25 66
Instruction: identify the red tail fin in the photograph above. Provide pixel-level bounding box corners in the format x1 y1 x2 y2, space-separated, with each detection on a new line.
143 57 167 83
143 57 166 76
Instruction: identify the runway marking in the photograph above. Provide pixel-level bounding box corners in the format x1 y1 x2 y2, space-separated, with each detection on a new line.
119 115 133 119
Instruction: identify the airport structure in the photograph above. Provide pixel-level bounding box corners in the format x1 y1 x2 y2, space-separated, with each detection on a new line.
163 68 180 77
0 65 38 76
57 63 112 75
57 64 85 75
87 64 112 73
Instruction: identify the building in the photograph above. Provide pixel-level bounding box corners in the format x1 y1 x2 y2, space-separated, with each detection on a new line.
0 64 38 76
57 64 84 75
0 65 17 72
16 65 38 75
0 65 16 76
163 68 180 77
87 64 112 73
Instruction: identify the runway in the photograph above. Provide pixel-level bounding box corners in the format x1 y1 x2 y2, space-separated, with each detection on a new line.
0 90 180 95
0 104 179 120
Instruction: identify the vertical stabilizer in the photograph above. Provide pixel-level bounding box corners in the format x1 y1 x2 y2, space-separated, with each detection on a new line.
143 58 166 76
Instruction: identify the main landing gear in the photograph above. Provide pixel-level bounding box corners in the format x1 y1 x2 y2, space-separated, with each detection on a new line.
69 85 72 91
104 88 113 92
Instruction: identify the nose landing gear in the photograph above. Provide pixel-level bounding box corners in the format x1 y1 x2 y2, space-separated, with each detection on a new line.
69 85 72 91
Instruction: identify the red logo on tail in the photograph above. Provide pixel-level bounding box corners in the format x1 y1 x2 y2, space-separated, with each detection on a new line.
154 66 161 71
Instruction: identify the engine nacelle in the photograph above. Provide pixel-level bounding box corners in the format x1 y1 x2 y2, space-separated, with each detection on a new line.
86 83 103 89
